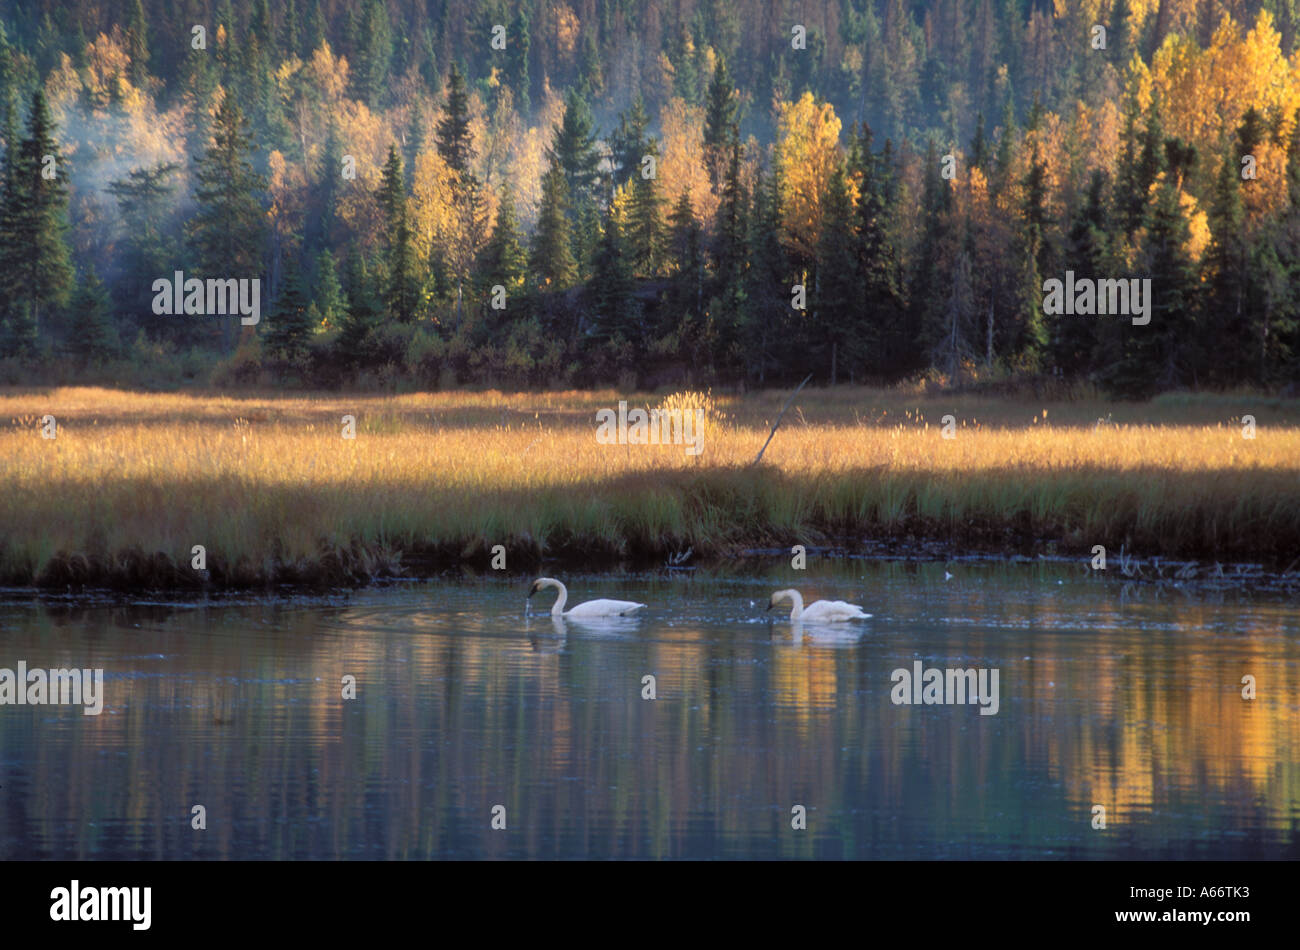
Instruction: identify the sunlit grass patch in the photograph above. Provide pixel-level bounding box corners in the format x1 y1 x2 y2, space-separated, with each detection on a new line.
2 386 1298 588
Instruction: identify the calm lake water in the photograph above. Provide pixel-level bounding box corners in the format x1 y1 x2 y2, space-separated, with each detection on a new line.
1 560 1297 860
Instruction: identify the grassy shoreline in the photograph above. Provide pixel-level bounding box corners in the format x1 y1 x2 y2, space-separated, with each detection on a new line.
3 386 1299 591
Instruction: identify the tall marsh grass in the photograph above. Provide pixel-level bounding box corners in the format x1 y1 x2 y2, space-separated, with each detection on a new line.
2 386 1298 588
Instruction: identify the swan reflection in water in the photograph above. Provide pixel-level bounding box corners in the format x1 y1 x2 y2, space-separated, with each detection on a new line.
783 619 867 646
525 612 645 652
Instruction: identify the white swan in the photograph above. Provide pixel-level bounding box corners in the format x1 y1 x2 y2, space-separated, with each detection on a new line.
527 577 647 618
768 589 871 623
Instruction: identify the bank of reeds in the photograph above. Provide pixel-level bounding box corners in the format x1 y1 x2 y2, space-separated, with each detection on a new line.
2 387 1297 589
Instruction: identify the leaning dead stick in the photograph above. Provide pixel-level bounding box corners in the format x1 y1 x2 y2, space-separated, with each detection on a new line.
749 374 813 467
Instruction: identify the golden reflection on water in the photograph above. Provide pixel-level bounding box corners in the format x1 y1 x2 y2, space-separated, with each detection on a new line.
0 564 1296 859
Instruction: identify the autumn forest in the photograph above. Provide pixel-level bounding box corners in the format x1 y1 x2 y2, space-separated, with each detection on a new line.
2 0 1300 396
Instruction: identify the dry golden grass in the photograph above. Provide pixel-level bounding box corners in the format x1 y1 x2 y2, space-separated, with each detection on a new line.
2 385 1298 587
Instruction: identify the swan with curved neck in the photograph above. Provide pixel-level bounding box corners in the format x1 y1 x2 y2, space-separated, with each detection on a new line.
528 577 647 618
767 589 871 623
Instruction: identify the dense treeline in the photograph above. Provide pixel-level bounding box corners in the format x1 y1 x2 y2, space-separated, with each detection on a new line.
1 0 1299 395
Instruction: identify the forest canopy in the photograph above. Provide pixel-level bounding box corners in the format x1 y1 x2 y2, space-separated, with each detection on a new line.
1 0 1299 396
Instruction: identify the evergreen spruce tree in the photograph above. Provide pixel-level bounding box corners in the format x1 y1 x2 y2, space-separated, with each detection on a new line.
64 266 117 364
478 186 527 294
108 162 182 342
180 26 219 165
188 92 265 350
665 24 700 103
1023 137 1050 272
1110 0 1133 69
1235 106 1267 161
912 138 954 362
610 96 650 189
544 91 603 276
710 143 749 374
1010 238 1047 372
576 27 604 97
312 123 343 252
530 165 577 289
588 204 636 354
816 163 862 384
713 142 747 289
936 234 979 383
505 9 532 114
1118 103 1165 239
1103 170 1198 397
572 200 601 284
547 90 602 211
374 145 420 323
1201 151 1249 385
741 167 791 384
1268 110 1300 383
306 0 328 57
314 250 346 329
1054 169 1109 375
436 63 473 174
624 141 665 278
1015 136 1050 369
668 188 703 308
242 0 273 110
385 217 421 324
703 56 740 191
418 29 440 97
435 65 486 321
377 145 405 242
264 259 313 362
1246 239 1291 386
0 89 74 354
353 0 393 108
854 124 908 376
403 104 428 193
338 246 380 361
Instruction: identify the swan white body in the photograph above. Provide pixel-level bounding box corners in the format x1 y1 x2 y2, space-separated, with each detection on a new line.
768 589 871 623
528 577 647 618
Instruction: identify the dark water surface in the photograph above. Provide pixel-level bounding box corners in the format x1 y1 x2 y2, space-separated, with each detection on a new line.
1 560 1297 859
